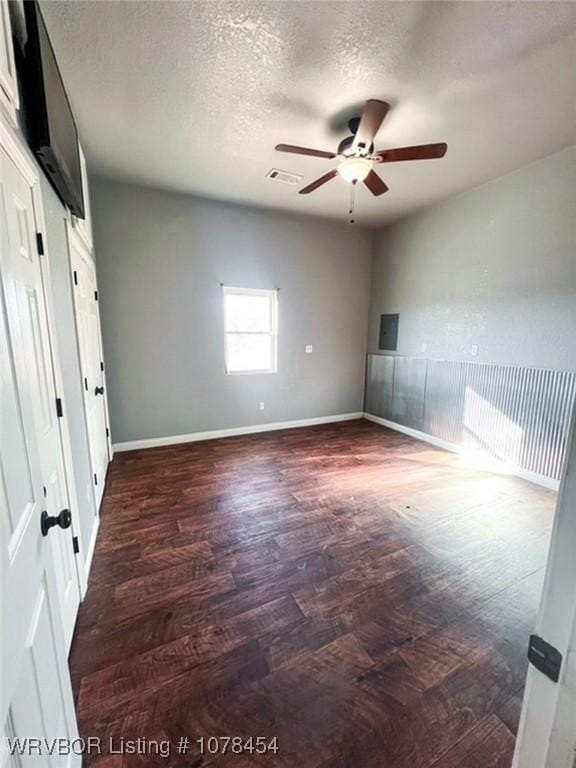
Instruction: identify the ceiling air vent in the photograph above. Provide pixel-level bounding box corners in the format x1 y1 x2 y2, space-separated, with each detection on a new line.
266 168 302 185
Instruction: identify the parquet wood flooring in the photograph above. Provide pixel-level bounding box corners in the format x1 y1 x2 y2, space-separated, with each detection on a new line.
70 420 555 767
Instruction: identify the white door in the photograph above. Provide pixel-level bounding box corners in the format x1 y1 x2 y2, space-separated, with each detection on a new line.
70 238 109 508
1 146 80 648
513 407 576 768
1 147 80 764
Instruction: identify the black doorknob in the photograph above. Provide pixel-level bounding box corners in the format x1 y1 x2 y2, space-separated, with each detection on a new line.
94 386 104 396
41 509 72 537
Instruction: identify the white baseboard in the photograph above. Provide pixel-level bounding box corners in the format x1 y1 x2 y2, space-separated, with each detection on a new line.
113 412 364 453
363 412 560 491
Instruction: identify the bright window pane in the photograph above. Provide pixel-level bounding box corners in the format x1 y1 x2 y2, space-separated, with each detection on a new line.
225 294 271 333
223 287 277 374
226 333 272 372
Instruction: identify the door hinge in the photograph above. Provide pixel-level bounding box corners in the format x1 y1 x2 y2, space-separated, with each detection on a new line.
94 290 98 301
106 426 110 438
84 377 88 391
100 361 104 372
528 634 562 683
72 536 80 555
73 270 78 286
94 473 98 486
55 397 64 418
36 232 45 255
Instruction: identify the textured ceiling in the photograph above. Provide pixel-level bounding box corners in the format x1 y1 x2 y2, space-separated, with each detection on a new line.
41 1 576 227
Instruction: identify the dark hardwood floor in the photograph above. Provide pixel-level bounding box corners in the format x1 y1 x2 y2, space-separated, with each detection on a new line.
71 420 555 767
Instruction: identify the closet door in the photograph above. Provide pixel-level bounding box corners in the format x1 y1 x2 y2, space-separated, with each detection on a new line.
1 144 80 763
1 144 81 647
70 235 110 508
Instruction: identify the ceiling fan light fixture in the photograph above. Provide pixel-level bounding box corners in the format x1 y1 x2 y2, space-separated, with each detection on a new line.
337 156 373 183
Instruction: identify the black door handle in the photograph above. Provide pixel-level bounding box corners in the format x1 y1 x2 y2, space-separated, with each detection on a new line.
41 509 72 537
94 386 104 396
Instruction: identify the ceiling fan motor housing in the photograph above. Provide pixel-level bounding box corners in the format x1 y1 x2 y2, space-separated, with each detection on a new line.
338 134 374 157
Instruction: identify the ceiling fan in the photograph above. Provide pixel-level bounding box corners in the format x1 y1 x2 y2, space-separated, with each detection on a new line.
275 99 447 198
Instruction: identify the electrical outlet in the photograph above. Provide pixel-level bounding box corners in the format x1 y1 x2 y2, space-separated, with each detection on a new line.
258 402 265 411
305 345 313 354
471 345 479 357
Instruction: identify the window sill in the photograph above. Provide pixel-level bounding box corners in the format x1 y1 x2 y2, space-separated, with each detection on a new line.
225 369 278 376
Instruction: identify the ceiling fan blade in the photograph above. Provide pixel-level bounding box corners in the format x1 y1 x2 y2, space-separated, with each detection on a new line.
374 142 448 163
352 100 390 153
275 144 336 159
363 170 389 197
299 169 338 195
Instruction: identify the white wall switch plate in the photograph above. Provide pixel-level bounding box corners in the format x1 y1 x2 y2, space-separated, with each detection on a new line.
305 345 313 354
258 402 265 411
471 345 479 357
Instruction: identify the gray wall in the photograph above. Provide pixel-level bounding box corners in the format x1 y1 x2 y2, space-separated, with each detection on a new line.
91 180 372 444
368 147 576 370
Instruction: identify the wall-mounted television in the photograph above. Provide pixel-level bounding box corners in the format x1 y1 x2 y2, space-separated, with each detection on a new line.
20 0 84 218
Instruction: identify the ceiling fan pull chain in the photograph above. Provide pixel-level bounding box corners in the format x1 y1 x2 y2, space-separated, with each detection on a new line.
349 180 356 224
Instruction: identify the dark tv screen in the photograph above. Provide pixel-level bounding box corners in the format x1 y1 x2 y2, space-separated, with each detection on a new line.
22 1 84 218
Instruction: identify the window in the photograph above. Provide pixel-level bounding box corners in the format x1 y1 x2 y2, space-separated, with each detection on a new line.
223 287 278 374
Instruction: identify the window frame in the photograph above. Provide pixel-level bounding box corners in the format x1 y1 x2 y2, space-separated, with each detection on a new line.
222 286 278 375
